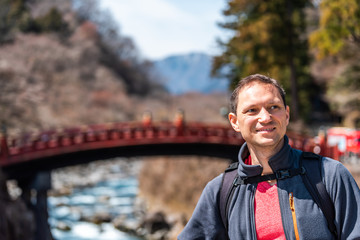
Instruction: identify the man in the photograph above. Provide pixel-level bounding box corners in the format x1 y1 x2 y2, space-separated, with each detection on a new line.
178 74 360 239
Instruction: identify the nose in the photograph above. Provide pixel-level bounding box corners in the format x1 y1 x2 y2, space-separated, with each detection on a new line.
258 108 272 123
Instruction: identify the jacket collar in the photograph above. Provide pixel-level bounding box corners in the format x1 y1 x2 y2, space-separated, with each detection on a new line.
237 135 292 178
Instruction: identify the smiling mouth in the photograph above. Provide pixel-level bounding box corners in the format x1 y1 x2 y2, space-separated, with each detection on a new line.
256 127 276 132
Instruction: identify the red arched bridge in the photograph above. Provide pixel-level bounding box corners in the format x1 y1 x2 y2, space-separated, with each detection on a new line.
0 119 327 180
1 121 245 179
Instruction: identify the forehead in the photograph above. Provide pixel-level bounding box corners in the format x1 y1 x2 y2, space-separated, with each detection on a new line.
237 82 282 104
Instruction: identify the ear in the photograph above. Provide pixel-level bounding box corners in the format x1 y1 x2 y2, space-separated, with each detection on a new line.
229 113 241 132
285 105 290 125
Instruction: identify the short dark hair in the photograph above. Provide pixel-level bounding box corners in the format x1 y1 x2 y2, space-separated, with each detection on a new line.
230 74 286 114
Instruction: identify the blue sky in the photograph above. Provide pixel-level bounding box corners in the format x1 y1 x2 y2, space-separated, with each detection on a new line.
100 0 229 60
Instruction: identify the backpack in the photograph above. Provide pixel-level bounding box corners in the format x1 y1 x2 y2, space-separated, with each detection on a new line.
219 152 338 238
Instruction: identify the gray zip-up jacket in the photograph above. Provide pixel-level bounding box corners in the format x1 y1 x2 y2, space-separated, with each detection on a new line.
178 136 360 239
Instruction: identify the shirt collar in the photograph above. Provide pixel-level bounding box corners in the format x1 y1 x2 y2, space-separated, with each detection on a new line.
237 135 292 178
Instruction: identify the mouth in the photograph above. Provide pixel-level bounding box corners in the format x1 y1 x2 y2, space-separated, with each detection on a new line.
256 127 276 133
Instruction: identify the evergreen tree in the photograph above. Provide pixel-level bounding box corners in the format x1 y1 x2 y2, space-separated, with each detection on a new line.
310 0 360 127
0 0 68 42
35 7 68 33
212 0 314 121
309 0 360 59
327 64 360 127
0 0 28 43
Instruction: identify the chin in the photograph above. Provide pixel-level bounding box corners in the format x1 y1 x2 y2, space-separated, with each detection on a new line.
256 137 282 147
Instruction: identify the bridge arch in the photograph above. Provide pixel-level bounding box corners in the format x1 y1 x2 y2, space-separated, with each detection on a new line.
1 121 245 180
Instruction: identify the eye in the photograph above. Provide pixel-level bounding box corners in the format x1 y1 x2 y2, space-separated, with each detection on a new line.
269 105 281 111
246 108 257 114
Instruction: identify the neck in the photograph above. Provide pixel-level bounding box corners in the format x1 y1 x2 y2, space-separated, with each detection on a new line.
247 139 284 175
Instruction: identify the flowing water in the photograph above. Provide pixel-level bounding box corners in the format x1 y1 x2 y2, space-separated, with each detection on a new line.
48 159 144 240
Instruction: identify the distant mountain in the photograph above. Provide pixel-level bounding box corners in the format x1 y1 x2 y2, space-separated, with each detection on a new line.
153 52 229 95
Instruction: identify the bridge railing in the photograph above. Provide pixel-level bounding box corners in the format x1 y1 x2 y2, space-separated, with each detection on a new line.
0 121 340 167
0 121 244 166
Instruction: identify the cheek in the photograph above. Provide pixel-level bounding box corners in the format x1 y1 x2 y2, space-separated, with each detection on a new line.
239 118 255 131
273 112 288 124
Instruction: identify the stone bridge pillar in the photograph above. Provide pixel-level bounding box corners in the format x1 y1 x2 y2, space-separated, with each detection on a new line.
18 171 53 240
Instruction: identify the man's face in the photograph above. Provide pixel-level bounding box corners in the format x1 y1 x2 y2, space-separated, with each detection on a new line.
229 82 290 151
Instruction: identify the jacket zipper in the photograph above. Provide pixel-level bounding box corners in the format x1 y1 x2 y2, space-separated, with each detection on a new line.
289 192 300 240
250 184 257 240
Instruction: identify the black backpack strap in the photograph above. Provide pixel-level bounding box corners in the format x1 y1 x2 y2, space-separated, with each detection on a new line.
219 162 239 233
301 152 338 238
234 167 305 185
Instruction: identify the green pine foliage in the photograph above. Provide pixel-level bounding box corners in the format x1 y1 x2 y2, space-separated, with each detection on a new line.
212 0 314 122
310 0 360 127
0 0 68 42
327 64 360 119
310 0 360 59
0 0 26 43
35 8 67 33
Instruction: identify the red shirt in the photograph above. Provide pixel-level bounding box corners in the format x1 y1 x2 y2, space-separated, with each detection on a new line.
245 155 286 239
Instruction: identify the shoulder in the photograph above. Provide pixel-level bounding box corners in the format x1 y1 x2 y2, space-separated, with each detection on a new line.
321 156 349 177
191 173 228 209
203 174 224 195
321 156 359 193
296 151 351 185
178 174 228 239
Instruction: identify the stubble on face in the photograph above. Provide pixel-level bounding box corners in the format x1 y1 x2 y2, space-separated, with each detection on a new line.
232 82 289 153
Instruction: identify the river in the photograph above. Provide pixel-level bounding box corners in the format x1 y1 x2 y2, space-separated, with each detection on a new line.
48 158 144 240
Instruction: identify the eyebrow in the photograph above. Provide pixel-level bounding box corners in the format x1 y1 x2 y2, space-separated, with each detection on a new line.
240 100 283 110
